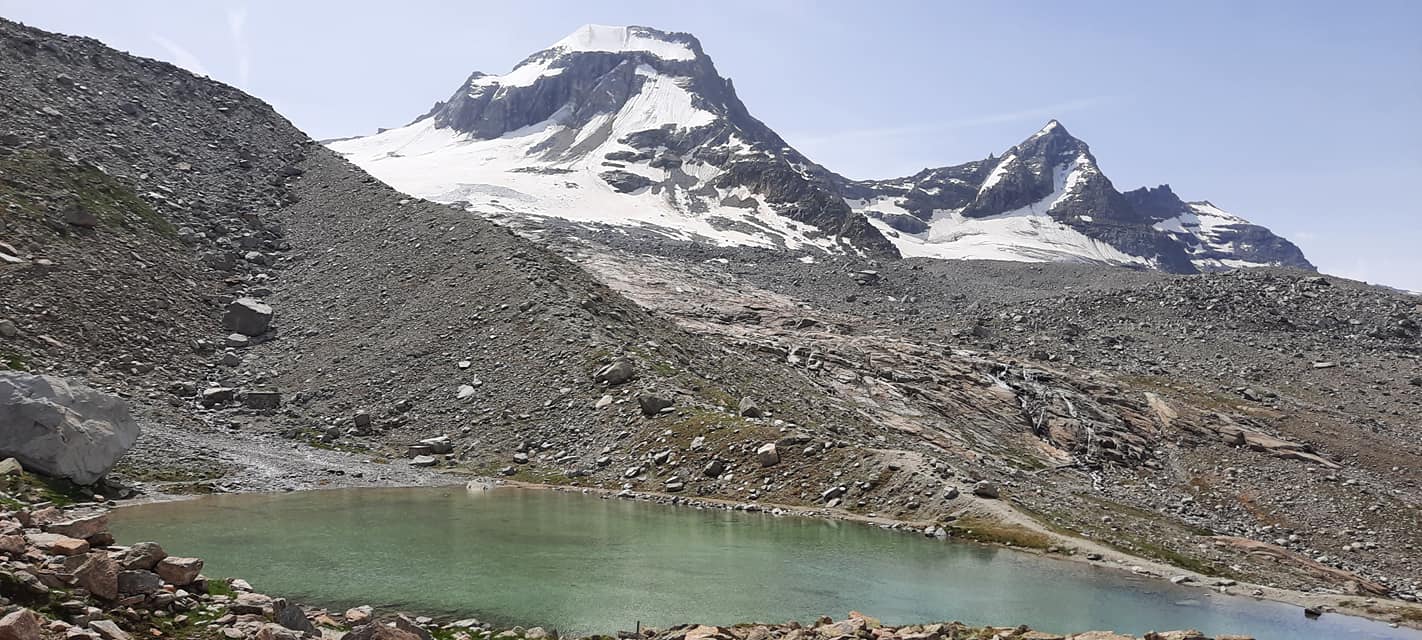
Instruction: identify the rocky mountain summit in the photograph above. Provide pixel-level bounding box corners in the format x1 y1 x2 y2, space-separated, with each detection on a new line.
331 26 1310 275
332 24 893 258
842 121 1312 273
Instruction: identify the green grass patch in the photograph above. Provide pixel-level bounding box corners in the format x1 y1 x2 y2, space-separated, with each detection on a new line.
946 516 1054 550
0 149 175 238
0 349 29 371
0 471 92 506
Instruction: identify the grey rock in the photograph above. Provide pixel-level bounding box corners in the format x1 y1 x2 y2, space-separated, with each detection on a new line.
0 373 140 485
273 598 317 636
88 620 130 640
222 297 273 336
200 387 236 407
594 358 635 385
755 443 779 467
600 170 653 194
116 541 167 570
737 397 763 418
242 388 282 410
155 556 203 586
117 570 162 595
971 481 1000 499
637 394 673 416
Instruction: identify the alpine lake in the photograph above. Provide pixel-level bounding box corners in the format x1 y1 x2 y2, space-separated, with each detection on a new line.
110 486 1421 640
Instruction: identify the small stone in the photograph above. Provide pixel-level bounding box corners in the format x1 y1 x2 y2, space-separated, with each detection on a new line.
738 397 763 418
594 359 635 385
972 481 1000 499
637 394 673 416
755 443 779 467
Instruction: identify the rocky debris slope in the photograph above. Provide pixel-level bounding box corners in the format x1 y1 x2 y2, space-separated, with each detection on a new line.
0 16 302 394
535 238 1422 607
0 373 139 485
0 16 896 511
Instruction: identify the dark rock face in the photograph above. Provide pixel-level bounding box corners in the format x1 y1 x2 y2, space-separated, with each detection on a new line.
1122 185 1314 270
599 170 652 193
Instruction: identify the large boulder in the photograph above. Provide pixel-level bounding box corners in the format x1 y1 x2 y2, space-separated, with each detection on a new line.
223 297 273 336
0 373 140 485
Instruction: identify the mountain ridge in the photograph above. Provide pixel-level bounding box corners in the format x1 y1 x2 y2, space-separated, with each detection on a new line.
330 24 1313 274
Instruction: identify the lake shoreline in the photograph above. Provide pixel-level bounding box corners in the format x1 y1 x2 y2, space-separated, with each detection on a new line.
114 474 1422 633
483 477 1422 633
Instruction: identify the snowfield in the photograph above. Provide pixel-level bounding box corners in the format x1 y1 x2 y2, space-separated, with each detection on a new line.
853 157 1153 267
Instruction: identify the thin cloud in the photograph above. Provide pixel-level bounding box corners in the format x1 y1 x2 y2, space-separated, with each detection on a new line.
151 35 211 77
792 96 1122 145
227 6 251 87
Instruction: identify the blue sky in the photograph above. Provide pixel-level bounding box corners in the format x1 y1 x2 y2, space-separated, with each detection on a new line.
3 1 1419 290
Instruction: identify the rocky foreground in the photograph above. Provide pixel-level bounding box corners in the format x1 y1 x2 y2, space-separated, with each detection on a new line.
0 464 1254 640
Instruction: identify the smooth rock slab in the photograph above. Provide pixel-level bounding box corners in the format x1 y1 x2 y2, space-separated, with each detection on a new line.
42 513 108 540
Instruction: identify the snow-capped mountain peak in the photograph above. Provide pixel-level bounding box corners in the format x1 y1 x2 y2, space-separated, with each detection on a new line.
331 25 896 257
331 29 1312 275
548 24 700 61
